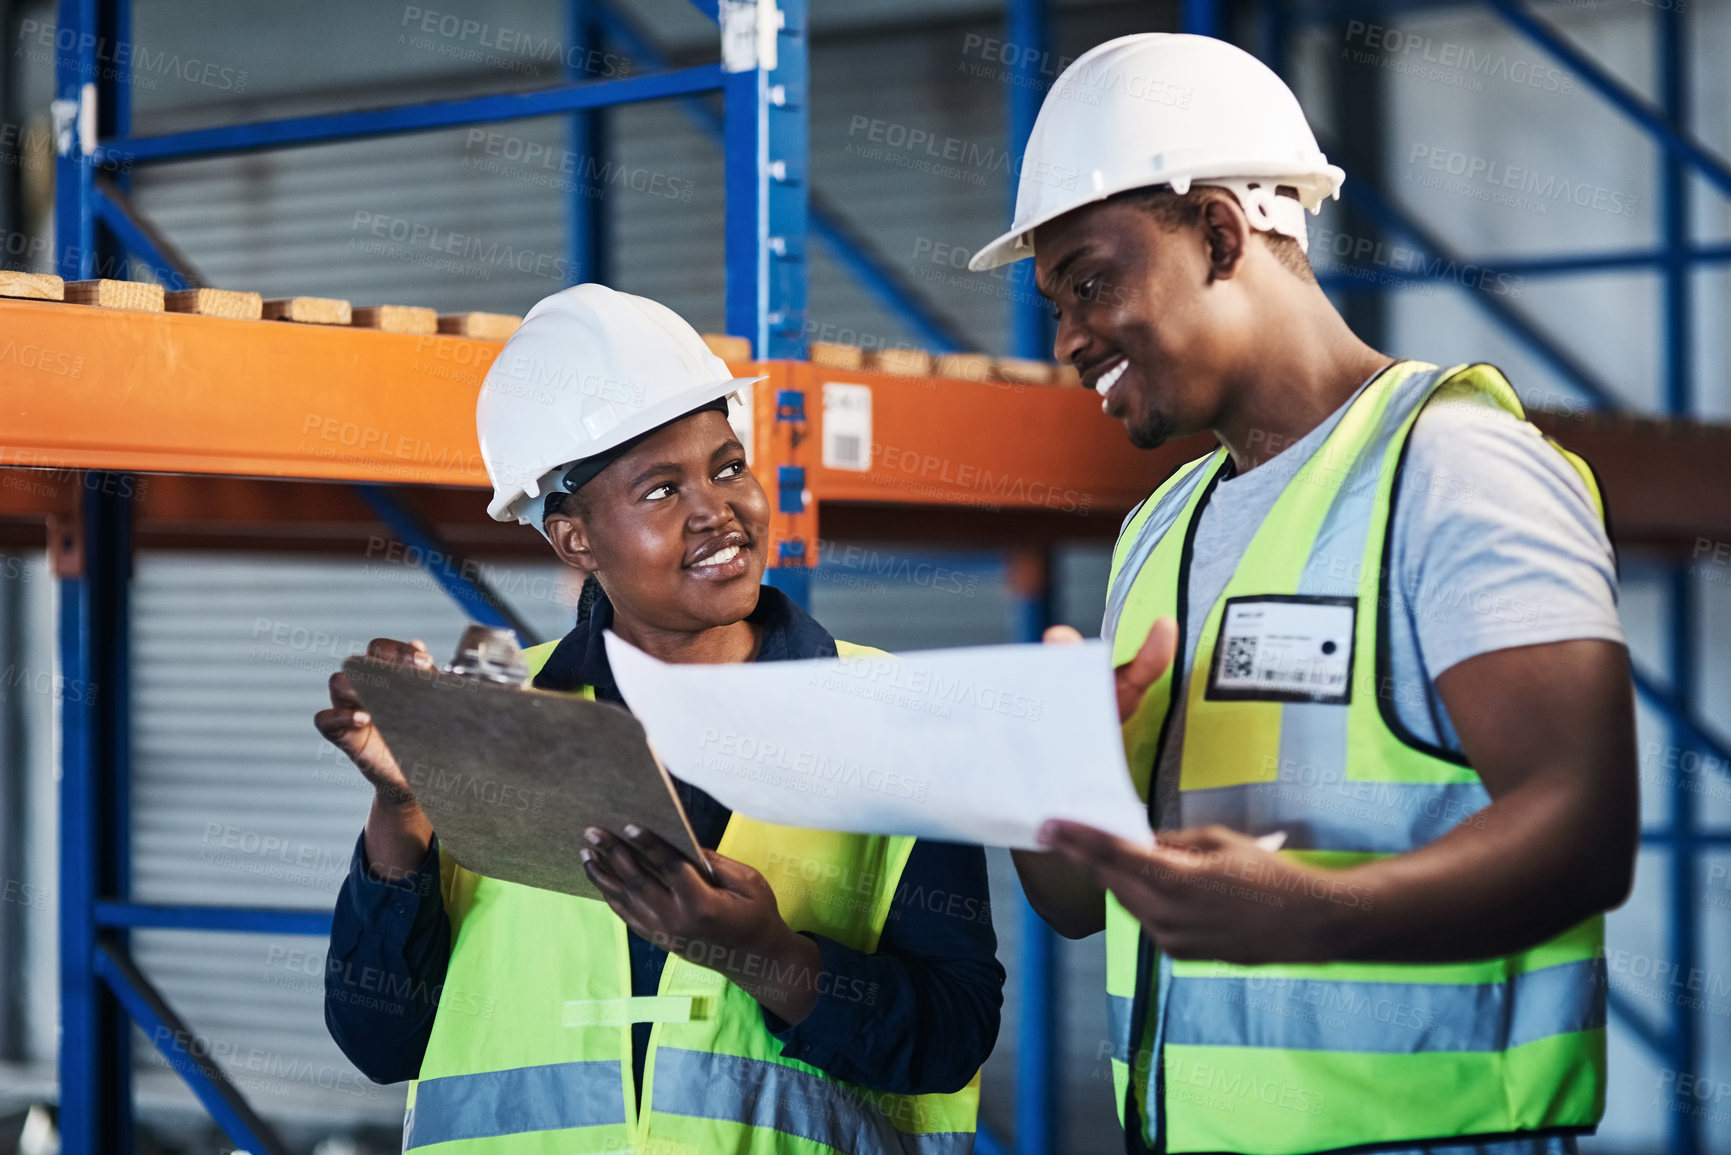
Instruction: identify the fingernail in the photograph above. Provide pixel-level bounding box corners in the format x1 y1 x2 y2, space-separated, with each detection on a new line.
584 828 603 845
580 848 594 864
623 824 642 839
1036 820 1057 845
353 711 371 726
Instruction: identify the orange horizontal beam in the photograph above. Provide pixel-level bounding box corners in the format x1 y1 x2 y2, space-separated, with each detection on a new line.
791 362 1188 520
2 300 1727 554
1532 410 1731 548
0 298 504 484
0 302 1169 512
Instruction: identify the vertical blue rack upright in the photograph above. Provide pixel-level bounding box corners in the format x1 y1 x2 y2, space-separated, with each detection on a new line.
50 0 809 1150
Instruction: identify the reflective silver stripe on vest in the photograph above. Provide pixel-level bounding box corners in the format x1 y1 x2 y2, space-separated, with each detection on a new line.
1268 368 1447 833
1164 958 1605 1054
1179 778 1491 853
652 1047 974 1154
1107 993 1133 1064
1101 457 1218 646
405 1059 626 1149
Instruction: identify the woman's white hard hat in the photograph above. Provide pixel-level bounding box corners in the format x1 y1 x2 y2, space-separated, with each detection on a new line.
477 283 763 527
969 33 1344 271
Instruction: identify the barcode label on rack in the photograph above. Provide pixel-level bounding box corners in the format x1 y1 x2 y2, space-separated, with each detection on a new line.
823 383 872 471
830 434 862 467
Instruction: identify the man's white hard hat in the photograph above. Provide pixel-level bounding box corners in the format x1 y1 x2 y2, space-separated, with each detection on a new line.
478 283 763 527
969 33 1344 272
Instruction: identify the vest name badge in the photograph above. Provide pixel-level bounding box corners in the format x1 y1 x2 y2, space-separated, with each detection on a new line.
1205 594 1356 705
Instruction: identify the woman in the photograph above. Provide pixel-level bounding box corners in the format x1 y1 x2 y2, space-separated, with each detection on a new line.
315 284 1003 1153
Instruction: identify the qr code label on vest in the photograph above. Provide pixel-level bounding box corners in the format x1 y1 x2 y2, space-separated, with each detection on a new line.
1224 635 1258 681
1206 595 1356 705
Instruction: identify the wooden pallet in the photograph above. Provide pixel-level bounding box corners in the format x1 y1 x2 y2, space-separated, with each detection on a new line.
810 342 865 370
866 347 933 377
8 273 1085 389
701 333 752 361
806 342 1079 387
65 279 166 311
438 312 522 341
932 352 992 382
991 356 1052 386
353 305 438 335
165 288 264 320
0 272 64 301
263 296 352 325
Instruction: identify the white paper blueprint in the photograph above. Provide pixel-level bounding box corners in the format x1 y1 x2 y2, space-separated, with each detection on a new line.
605 633 1154 850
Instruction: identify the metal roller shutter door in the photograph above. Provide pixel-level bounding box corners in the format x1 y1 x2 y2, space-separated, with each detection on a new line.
128 551 581 1126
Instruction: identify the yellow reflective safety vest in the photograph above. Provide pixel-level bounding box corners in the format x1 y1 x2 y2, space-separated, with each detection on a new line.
402 638 981 1154
1103 362 1608 1154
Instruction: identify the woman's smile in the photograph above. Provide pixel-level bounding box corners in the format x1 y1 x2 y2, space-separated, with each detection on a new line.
687 532 755 581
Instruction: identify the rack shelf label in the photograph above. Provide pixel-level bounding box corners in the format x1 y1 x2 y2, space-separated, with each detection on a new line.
822 382 872 471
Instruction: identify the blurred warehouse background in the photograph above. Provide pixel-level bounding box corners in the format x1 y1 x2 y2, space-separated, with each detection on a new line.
0 0 1728 1151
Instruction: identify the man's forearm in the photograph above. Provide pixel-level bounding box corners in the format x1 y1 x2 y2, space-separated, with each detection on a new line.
1318 639 1638 963
1323 778 1635 963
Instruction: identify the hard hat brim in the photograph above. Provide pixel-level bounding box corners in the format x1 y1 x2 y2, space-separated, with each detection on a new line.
968 162 1345 272
969 222 1042 273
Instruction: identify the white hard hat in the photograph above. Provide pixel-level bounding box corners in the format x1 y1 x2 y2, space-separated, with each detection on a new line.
478 284 763 527
969 33 1344 271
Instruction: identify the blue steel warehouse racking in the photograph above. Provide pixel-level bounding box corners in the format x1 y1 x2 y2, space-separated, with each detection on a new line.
51 0 819 1149
31 0 1731 1153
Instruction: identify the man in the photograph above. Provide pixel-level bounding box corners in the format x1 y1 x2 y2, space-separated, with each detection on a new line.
973 33 1636 1155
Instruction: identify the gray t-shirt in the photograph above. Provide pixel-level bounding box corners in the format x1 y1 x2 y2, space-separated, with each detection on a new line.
1149 378 1624 830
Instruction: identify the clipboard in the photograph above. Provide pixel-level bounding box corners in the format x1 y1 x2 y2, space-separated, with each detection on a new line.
340 655 707 901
